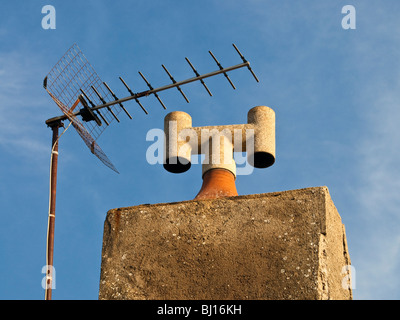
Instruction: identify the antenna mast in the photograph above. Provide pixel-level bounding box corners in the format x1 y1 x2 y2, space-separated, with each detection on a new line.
44 120 62 300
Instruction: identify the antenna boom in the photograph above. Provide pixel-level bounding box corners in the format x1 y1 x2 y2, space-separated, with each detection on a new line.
45 61 250 126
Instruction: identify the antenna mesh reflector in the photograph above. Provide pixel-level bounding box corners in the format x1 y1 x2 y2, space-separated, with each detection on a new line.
44 43 119 173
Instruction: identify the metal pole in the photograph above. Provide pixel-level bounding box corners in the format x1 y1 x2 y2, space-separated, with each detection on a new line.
45 120 61 300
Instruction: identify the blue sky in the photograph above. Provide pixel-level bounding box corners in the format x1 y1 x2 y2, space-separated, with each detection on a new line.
1 0 399 300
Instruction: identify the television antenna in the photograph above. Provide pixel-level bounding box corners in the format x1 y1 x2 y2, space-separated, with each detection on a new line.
42 43 259 299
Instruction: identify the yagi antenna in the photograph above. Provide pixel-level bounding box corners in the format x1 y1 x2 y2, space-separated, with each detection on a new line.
42 43 259 299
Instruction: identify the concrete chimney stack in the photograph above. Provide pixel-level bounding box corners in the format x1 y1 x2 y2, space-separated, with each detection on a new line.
99 105 352 300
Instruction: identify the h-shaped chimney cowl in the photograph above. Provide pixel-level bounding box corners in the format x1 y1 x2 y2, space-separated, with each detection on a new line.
163 106 275 199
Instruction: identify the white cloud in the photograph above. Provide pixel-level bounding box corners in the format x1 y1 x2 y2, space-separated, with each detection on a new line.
353 84 400 298
350 24 400 298
0 50 51 165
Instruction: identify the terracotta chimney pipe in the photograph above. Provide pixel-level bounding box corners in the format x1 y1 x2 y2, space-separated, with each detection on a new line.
194 169 238 200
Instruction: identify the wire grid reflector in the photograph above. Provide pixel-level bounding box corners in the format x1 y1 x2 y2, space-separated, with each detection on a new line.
45 43 122 138
45 44 119 173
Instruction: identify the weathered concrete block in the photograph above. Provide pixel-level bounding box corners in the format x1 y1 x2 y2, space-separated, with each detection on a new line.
99 186 352 300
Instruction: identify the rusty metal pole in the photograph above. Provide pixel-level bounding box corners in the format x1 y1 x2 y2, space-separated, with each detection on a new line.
45 120 62 300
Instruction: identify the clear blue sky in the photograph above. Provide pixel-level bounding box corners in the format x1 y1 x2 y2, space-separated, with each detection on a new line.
1 0 399 300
